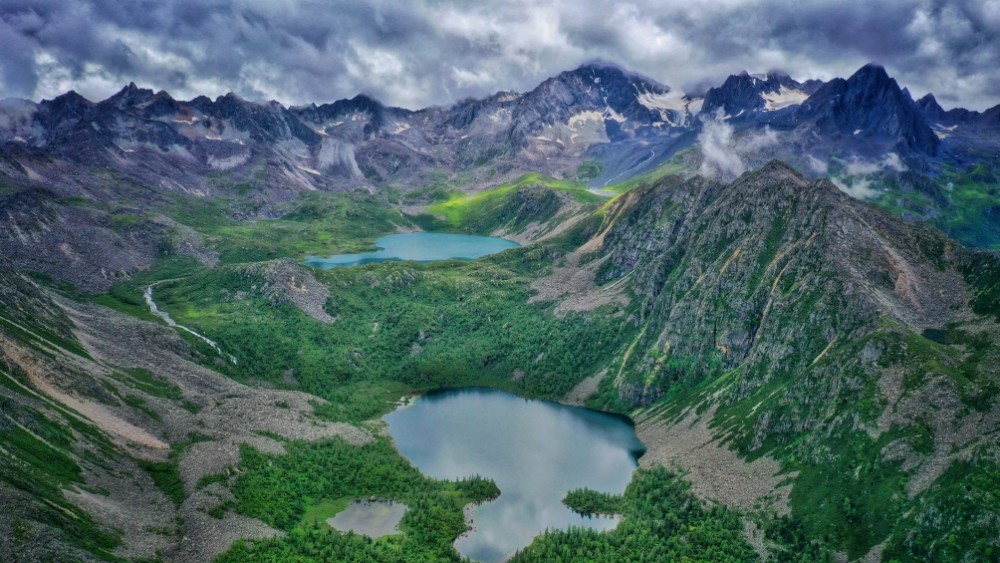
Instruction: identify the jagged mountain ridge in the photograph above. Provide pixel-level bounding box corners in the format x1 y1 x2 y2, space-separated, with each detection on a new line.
794 64 940 155
701 70 823 118
1 61 995 203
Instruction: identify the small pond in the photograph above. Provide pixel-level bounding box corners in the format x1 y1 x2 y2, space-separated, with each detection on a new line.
326 500 408 538
304 232 520 268
384 387 644 562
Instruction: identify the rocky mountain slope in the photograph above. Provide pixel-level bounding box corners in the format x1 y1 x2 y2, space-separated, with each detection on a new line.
0 265 371 561
556 161 1000 560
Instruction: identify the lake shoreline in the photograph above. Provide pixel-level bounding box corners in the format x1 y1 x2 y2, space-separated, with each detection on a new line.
304 232 520 269
384 386 640 562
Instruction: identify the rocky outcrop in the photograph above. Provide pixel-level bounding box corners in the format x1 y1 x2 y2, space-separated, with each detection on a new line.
240 259 337 323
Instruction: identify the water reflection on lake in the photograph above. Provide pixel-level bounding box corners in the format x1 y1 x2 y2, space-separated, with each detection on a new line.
305 232 520 268
384 387 644 562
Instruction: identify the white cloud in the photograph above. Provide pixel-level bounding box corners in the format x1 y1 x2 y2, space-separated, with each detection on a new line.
697 113 783 179
806 154 829 175
832 177 879 200
2 0 997 110
840 153 908 177
739 126 779 152
698 110 744 178
844 159 882 176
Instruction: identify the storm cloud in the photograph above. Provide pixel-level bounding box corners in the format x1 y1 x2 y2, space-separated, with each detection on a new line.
1 0 998 110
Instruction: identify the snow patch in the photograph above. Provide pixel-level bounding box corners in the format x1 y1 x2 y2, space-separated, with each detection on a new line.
761 86 810 111
931 124 957 140
208 152 250 170
567 111 604 128
391 122 411 135
636 89 699 126
604 107 627 123
637 90 688 113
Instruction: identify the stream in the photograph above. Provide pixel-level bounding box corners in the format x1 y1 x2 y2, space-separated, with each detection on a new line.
144 282 237 364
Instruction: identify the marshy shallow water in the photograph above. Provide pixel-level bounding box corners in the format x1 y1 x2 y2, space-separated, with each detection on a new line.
326 500 408 538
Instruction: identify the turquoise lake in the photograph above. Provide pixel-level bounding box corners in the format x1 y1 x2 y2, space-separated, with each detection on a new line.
304 232 520 268
383 387 645 563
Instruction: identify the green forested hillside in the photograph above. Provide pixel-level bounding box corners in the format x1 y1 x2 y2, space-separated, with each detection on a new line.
1 162 998 562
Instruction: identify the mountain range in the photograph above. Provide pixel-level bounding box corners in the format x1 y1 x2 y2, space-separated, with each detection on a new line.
0 61 999 562
2 61 997 191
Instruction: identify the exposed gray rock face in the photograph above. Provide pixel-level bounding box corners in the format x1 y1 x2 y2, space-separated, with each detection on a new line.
244 259 337 323
593 163 980 427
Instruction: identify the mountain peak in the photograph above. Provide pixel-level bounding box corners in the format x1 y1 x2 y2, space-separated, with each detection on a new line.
562 61 668 91
104 82 156 108
916 93 946 120
349 93 384 107
858 62 886 71
744 160 812 190
49 90 90 105
701 70 809 117
218 92 245 103
848 63 892 85
917 93 939 106
574 60 625 72
796 62 938 155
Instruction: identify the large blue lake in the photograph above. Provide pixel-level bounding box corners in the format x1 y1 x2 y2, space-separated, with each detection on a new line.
384 387 645 562
304 232 520 268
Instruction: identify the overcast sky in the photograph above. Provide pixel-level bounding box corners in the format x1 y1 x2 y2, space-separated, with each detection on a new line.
1 0 998 110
